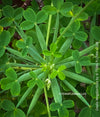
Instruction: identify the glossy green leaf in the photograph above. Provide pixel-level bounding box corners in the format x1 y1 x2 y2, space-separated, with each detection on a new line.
60 2 73 15
63 100 74 108
42 5 57 15
36 10 48 24
72 50 79 61
2 5 14 17
43 50 51 56
14 7 24 20
1 100 15 111
6 67 17 79
11 81 20 96
0 17 13 27
75 62 82 73
50 103 60 111
23 8 36 22
91 26 100 41
20 21 34 30
35 25 47 50
75 31 88 41
16 40 26 49
4 108 25 117
78 107 91 117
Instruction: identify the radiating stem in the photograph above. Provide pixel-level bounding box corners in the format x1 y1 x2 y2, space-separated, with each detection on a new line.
44 86 51 117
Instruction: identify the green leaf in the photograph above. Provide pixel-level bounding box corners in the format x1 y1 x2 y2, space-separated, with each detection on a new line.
52 0 63 9
69 110 75 117
75 31 88 41
22 48 28 56
20 21 34 30
2 5 14 17
0 47 5 58
72 50 79 61
59 107 69 117
23 8 36 22
63 71 94 84
77 12 88 21
91 26 100 41
11 81 20 96
72 39 82 49
4 108 25 117
79 56 90 66
50 43 57 53
50 69 58 79
42 5 57 15
50 103 60 111
60 2 73 15
43 50 51 56
36 10 48 24
0 17 13 27
75 62 82 73
6 67 17 79
78 107 91 117
0 78 14 90
27 79 36 88
54 52 62 58
1 100 15 111
37 79 44 88
35 25 47 50
30 71 37 78
2 0 12 5
0 31 11 46
58 71 65 80
69 21 80 32
16 40 26 49
51 78 62 103
14 7 24 20
26 36 33 46
58 65 66 71
63 100 74 108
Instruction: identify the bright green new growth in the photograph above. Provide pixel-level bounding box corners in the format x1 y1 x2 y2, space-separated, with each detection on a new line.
0 0 97 117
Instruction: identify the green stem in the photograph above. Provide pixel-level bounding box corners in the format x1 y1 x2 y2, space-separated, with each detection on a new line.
44 86 51 117
46 14 52 47
57 0 94 42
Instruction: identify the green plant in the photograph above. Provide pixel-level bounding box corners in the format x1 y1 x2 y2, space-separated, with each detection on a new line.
0 0 100 117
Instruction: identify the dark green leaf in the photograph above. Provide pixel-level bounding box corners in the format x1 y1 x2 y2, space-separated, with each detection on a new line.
1 100 15 111
63 100 74 108
72 39 82 49
50 103 60 111
91 26 100 41
2 0 12 5
2 5 14 17
0 47 5 58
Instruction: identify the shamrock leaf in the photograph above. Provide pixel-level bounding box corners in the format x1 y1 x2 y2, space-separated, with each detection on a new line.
27 71 44 89
0 68 20 96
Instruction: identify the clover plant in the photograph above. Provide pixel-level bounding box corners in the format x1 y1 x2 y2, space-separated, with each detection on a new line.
0 0 100 117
